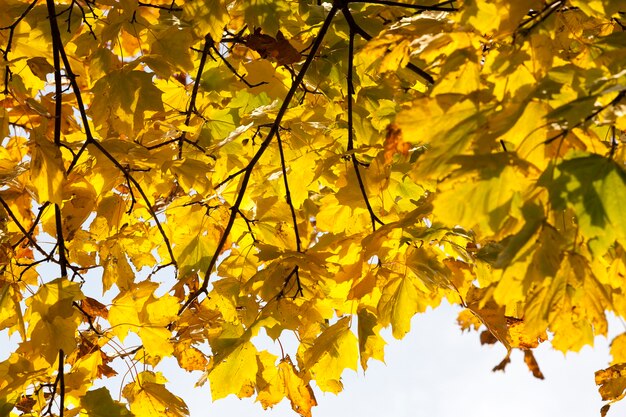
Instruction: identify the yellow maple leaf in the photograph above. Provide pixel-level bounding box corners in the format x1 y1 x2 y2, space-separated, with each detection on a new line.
123 371 189 417
302 317 358 393
207 341 258 400
29 131 65 205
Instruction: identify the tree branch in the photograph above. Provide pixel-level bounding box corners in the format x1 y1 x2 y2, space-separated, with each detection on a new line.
178 34 213 158
340 5 434 84
0 196 50 257
348 0 458 12
209 43 267 88
276 130 303 297
346 27 384 231
43 350 65 417
45 3 177 267
0 0 39 94
276 130 301 252
89 140 177 265
179 4 340 315
137 1 182 12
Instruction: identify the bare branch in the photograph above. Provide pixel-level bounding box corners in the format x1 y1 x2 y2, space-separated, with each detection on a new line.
0 196 50 257
340 5 434 84
276 130 302 252
346 28 384 231
178 35 214 158
179 4 340 315
137 1 182 12
348 0 458 12
0 0 39 93
209 43 268 88
45 0 177 268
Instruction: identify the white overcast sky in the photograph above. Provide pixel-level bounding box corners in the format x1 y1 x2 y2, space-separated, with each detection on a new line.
1 300 624 417
2 269 625 417
153 303 626 417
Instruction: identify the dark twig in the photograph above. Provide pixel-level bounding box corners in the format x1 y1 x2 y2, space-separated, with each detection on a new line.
11 202 50 249
277 265 303 299
47 0 72 280
178 35 213 159
276 130 301 252
340 5 434 84
349 0 458 12
72 301 104 335
179 4 339 315
144 136 207 152
276 129 303 297
137 1 182 11
516 0 564 37
212 128 269 189
43 350 65 417
90 140 177 265
236 208 258 242
0 0 39 93
346 28 384 231
544 91 626 146
0 196 50 257
45 2 177 267
209 43 268 88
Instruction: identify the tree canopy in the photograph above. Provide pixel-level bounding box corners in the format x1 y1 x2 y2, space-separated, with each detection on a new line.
1 0 626 415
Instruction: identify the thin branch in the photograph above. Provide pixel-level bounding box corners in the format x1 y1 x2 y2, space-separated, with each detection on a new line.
209 43 267 88
0 0 39 94
45 4 177 267
346 28 384 231
348 0 458 12
236 208 258 242
0 196 50 257
137 1 182 12
89 140 177 265
276 130 301 252
43 350 65 417
0 0 39 93
144 136 206 152
277 265 303 299
214 166 247 189
340 5 434 84
178 35 213 158
71 0 97 39
72 301 103 335
179 4 340 315
544 91 626 145
12 202 49 249
47 0 72 279
58 350 65 417
516 0 564 37
54 206 69 279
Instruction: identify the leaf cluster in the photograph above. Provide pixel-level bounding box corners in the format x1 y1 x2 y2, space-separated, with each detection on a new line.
1 0 626 416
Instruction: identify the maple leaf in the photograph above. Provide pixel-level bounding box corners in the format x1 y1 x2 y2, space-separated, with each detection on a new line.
3 0 626 415
123 371 189 417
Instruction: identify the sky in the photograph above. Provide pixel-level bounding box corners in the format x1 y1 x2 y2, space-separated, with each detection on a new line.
1 252 624 417
2 298 625 417
151 303 626 417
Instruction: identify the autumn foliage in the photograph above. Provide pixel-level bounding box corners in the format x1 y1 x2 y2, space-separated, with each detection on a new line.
1 0 626 416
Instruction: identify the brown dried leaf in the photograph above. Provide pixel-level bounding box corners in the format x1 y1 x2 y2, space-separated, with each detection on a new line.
479 330 498 345
15 395 36 413
82 296 109 319
245 28 301 65
492 352 511 373
383 123 410 165
523 350 545 380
